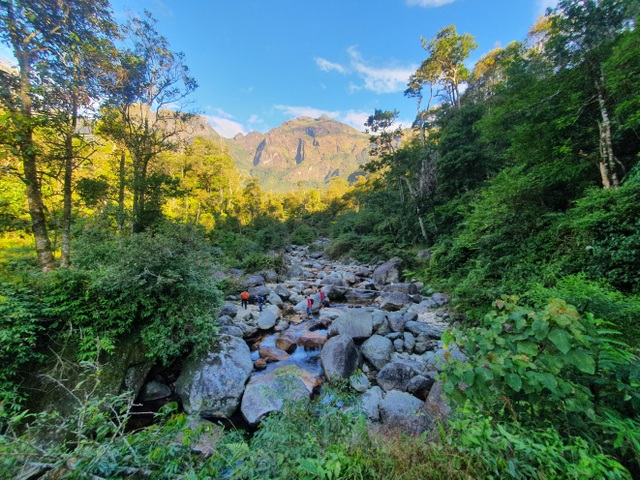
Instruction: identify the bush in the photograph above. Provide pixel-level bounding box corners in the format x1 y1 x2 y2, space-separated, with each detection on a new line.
290 224 318 245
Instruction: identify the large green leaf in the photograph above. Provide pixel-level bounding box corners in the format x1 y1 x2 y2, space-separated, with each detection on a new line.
505 373 522 392
531 317 549 341
548 328 572 354
563 348 596 375
517 341 538 356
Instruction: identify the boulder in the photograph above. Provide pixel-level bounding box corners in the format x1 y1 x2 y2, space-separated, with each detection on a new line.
275 331 297 353
139 381 172 402
405 321 442 339
321 335 361 382
431 293 450 306
360 335 393 370
241 275 265 289
248 285 271 300
259 345 291 362
349 371 371 393
382 283 419 295
257 269 278 283
274 285 292 300
406 372 436 399
240 367 311 426
403 332 416 353
379 390 431 435
174 417 223 458
218 303 238 318
217 315 234 326
361 386 383 421
377 359 425 392
323 284 348 300
219 325 244 338
373 258 402 287
288 265 304 278
321 271 345 286
267 292 284 308
417 250 432 261
258 305 282 330
298 331 328 349
327 309 374 340
175 335 252 418
423 381 452 421
378 291 413 311
387 311 407 332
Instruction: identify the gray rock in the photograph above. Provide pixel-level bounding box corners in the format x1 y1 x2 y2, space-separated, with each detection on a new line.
379 390 431 435
406 372 436 399
431 293 450 306
377 359 426 392
431 346 467 371
423 381 452 421
218 303 238 318
327 309 374 340
387 311 407 332
403 332 416 353
405 321 442 339
241 275 265 289
258 305 282 330
322 284 348 300
321 335 361 382
234 322 258 338
219 325 244 337
403 311 418 323
176 335 253 417
249 285 271 300
417 250 432 261
393 339 404 353
217 315 234 327
274 285 292 300
139 381 172 402
240 368 311 426
288 265 304 278
361 386 383 421
360 335 393 370
372 310 386 330
375 318 391 336
383 283 419 295
349 371 371 393
322 271 346 286
378 291 413 311
267 292 284 308
257 269 278 283
373 258 402 287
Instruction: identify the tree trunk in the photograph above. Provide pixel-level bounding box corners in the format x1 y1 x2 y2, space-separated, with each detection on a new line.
117 149 126 234
596 76 619 189
18 54 55 271
59 126 73 268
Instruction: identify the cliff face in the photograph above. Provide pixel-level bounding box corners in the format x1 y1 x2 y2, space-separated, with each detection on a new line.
227 115 370 191
187 114 370 192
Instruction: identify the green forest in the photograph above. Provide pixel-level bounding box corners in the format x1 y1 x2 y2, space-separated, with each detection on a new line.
1 0 639 478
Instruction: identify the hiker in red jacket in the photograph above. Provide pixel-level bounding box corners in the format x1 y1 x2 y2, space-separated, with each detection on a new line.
241 291 249 309
306 296 313 316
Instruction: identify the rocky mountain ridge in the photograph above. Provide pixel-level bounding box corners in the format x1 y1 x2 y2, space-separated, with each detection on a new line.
192 115 371 192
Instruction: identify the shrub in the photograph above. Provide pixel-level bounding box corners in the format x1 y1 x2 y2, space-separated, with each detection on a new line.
290 224 318 245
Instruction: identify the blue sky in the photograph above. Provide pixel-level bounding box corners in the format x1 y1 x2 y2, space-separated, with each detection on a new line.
1 0 558 137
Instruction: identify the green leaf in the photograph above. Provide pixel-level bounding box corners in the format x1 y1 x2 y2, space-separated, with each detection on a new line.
463 369 475 387
505 373 522 392
548 328 572 354
531 317 549 341
563 349 596 375
516 341 538 356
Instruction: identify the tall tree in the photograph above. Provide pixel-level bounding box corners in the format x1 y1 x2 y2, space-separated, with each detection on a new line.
546 0 637 189
105 10 197 233
0 0 114 271
412 25 477 109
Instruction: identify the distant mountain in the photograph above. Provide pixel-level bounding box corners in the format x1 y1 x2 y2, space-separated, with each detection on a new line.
189 115 371 192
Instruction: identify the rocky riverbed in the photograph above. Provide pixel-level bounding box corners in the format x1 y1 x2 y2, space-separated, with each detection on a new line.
159 242 463 436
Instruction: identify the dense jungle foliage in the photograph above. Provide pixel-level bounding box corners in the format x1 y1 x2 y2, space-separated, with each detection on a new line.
0 0 639 478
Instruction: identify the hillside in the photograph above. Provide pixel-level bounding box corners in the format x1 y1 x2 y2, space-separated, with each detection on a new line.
189 115 371 192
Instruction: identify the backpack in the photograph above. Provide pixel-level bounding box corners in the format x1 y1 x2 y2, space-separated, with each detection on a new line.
241 291 249 300
310 298 314 305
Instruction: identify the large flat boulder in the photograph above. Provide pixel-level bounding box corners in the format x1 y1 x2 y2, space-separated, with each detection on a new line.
360 335 393 370
327 309 374 340
373 258 402 287
175 335 253 418
320 334 361 382
379 390 432 435
240 367 311 426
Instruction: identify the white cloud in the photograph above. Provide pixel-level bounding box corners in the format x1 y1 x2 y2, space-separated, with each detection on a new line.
406 0 456 7
347 46 416 94
205 115 248 138
275 105 406 132
315 57 347 73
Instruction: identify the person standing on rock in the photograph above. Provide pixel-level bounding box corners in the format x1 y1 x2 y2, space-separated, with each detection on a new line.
258 295 264 312
306 296 313 316
241 291 249 309
320 289 327 308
